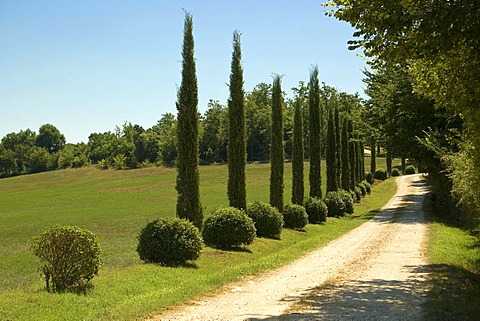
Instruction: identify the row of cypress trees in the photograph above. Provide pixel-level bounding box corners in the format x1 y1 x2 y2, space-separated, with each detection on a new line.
175 12 364 229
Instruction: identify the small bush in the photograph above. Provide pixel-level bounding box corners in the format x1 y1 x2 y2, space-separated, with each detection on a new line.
339 190 354 214
246 201 283 238
358 182 367 196
374 168 387 181
391 168 401 177
203 207 256 249
362 180 372 194
304 197 328 224
31 225 101 293
137 218 203 266
325 191 347 217
353 186 362 202
283 204 309 230
405 165 416 175
365 172 374 184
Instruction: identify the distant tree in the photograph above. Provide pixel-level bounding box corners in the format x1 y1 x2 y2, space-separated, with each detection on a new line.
151 113 177 166
270 75 284 212
309 66 322 198
370 137 376 175
227 31 247 210
326 105 338 192
341 117 350 190
175 12 202 228
292 99 304 205
36 124 66 153
200 100 227 163
348 121 355 189
245 83 271 161
334 100 341 187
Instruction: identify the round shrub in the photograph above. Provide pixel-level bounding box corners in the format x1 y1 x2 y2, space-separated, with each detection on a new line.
137 218 203 266
358 182 367 196
362 180 372 194
325 191 346 217
374 168 387 181
246 201 283 238
405 165 416 175
391 168 401 177
353 186 362 202
31 225 101 293
283 204 309 230
365 171 374 184
339 190 354 215
304 197 328 224
203 207 256 249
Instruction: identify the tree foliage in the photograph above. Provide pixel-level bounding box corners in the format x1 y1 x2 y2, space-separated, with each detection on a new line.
269 75 284 212
308 66 322 198
291 99 304 205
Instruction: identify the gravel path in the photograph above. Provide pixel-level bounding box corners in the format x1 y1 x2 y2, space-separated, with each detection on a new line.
153 174 429 321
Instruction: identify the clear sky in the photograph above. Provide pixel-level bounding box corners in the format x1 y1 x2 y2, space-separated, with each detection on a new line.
0 0 365 144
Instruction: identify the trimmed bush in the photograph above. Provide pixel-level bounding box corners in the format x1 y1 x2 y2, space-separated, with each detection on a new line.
339 190 354 214
374 168 387 181
246 201 283 238
325 191 346 217
203 207 256 249
283 204 309 230
405 165 416 175
391 168 401 177
137 218 203 266
358 182 367 196
31 225 101 293
304 197 328 224
353 186 362 202
362 180 372 194
365 171 374 184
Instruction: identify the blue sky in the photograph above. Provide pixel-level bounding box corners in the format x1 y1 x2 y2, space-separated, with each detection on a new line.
0 0 366 144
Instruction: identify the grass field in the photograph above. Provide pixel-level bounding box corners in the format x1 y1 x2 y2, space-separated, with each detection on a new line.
0 159 398 320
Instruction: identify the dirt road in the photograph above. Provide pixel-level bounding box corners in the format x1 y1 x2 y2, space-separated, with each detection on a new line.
155 174 429 320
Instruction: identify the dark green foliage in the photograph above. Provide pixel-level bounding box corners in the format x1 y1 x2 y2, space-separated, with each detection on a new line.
308 66 322 198
362 180 372 194
326 105 338 192
353 186 362 201
305 197 328 224
324 191 346 217
202 207 256 249
405 165 416 175
31 225 101 293
283 204 309 230
334 102 341 187
360 140 365 181
339 190 354 214
391 168 401 177
227 31 247 210
370 138 376 175
386 150 392 178
292 99 304 205
348 121 356 190
374 168 387 180
176 12 203 228
136 218 202 266
270 75 284 212
341 117 350 190
365 172 374 184
36 124 66 153
246 201 283 238
358 182 367 196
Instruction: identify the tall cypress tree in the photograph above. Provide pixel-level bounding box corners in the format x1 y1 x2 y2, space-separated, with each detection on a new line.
341 117 350 190
326 105 338 192
370 137 376 176
360 139 365 181
292 99 304 205
334 101 341 187
270 75 284 212
348 120 355 190
308 66 322 198
227 31 246 210
175 12 203 228
386 149 392 178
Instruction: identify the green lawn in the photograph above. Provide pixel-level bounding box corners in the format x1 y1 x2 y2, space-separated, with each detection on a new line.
0 160 397 320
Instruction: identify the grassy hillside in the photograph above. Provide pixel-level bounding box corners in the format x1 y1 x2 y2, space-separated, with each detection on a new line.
0 160 398 320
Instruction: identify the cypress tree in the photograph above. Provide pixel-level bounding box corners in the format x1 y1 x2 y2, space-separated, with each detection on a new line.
386 149 392 177
370 137 376 176
308 66 322 198
227 31 246 210
348 121 355 190
326 105 338 192
292 99 304 205
360 139 365 181
270 75 284 212
334 101 341 187
341 117 350 190
354 134 360 185
176 12 202 228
